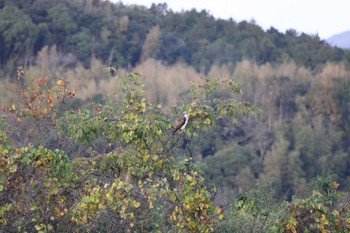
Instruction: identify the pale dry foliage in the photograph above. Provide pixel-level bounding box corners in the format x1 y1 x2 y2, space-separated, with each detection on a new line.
64 57 116 99
316 62 348 87
100 26 111 43
27 52 119 100
234 166 256 191
207 60 316 129
117 15 129 33
207 62 235 78
134 59 201 110
140 26 160 62
0 78 17 105
2 55 350 113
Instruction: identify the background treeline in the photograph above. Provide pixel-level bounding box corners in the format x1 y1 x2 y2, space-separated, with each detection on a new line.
1 0 350 201
0 0 349 72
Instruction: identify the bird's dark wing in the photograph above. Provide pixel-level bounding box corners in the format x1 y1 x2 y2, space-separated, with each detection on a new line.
176 116 185 122
172 117 185 135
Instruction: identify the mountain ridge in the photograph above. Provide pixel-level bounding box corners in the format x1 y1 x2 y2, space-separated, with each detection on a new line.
327 30 350 48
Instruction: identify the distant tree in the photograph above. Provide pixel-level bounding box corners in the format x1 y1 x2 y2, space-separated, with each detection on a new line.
0 5 39 67
66 28 93 67
156 33 191 65
48 4 77 51
263 125 306 199
140 25 160 62
332 78 350 152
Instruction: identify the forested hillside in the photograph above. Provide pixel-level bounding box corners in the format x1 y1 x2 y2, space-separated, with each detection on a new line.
0 0 349 72
1 0 350 232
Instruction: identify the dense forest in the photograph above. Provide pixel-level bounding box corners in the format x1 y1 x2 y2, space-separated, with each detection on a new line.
0 0 349 71
1 0 350 232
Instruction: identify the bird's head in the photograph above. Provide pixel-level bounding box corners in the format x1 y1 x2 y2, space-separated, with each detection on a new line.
183 111 189 118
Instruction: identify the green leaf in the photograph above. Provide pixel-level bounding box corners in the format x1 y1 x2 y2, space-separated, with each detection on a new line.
204 118 211 125
170 193 177 201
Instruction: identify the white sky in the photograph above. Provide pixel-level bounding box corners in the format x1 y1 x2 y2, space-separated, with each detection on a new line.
112 0 350 39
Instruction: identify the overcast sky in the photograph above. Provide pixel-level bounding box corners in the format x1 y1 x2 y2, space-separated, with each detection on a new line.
112 0 350 39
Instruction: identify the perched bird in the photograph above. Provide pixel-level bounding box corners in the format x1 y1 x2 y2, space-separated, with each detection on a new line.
172 111 189 135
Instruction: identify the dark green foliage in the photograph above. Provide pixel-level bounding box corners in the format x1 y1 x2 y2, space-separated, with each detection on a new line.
0 0 348 73
156 33 190 65
217 179 286 233
332 78 350 151
204 145 256 189
0 5 39 66
217 176 350 233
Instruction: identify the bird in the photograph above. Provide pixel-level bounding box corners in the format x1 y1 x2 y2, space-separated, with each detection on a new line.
172 111 189 135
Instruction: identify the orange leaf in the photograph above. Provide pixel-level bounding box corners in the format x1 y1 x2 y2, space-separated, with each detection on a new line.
215 205 222 214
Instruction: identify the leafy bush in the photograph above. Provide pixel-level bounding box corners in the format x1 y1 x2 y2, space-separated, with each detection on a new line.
0 68 258 232
276 176 350 233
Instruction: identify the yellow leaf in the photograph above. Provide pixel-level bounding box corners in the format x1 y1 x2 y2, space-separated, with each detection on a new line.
173 172 180 181
56 79 64 87
332 181 339 189
133 200 140 208
82 214 87 223
218 214 224 220
202 209 207 215
204 118 211 125
188 221 196 229
317 203 322 210
171 212 177 221
57 196 65 204
142 152 150 162
332 210 339 216
186 175 193 182
195 122 200 128
321 214 329 225
170 193 176 201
